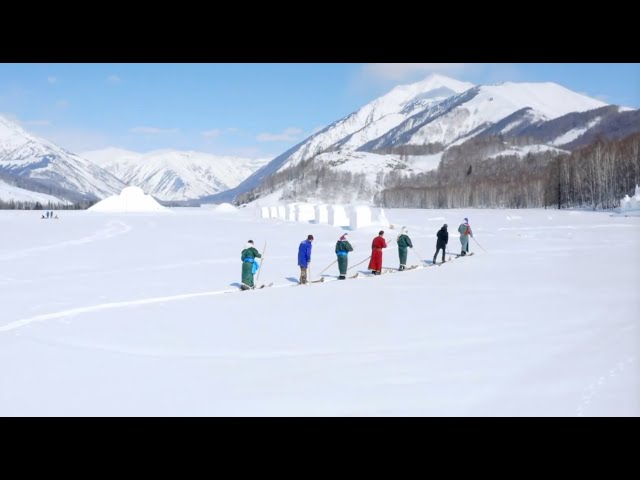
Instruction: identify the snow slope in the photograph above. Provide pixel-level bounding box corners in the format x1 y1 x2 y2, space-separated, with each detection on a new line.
0 208 637 416
0 115 125 201
0 179 71 204
208 75 475 202
82 148 270 201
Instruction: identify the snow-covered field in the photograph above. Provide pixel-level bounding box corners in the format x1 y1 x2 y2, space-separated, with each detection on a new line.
0 207 638 416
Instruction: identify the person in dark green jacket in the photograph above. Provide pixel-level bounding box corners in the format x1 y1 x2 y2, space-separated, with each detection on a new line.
241 240 262 290
335 233 354 280
396 226 413 270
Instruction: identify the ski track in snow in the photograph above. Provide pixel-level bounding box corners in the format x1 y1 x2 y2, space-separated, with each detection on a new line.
0 255 291 287
0 221 132 261
576 355 636 417
0 261 458 334
22 333 437 360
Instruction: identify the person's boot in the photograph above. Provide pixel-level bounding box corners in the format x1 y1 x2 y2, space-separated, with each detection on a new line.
338 275 346 280
461 251 466 256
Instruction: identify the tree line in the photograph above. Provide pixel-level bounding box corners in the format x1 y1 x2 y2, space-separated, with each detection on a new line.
238 132 640 210
0 199 97 210
377 133 640 209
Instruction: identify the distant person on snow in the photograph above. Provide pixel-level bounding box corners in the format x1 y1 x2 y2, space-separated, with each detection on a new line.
46 211 50 219
240 240 262 290
335 233 353 280
41 214 46 219
396 226 413 271
297 234 314 284
368 231 387 275
433 224 449 264
458 218 473 255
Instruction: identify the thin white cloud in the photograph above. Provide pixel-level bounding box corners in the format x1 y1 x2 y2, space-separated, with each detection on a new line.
55 99 70 109
130 126 179 135
0 113 49 127
361 63 468 82
0 112 21 123
24 119 51 126
202 128 221 138
226 127 239 133
47 76 57 84
106 75 121 84
257 127 303 142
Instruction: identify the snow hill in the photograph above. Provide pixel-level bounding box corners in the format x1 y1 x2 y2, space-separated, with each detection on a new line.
207 74 639 204
88 186 170 213
0 115 125 202
82 148 270 202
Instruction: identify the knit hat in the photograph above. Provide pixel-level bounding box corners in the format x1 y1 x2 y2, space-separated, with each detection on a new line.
443 224 448 228
340 233 348 241
464 217 469 223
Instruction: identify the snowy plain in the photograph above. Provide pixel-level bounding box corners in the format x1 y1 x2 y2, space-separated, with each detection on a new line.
0 207 638 416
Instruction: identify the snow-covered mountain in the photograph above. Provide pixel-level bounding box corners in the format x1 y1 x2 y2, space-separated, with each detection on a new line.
0 115 125 202
207 74 637 204
82 148 270 202
361 81 607 151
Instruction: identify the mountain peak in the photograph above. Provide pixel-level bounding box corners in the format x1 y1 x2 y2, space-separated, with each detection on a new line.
389 73 475 97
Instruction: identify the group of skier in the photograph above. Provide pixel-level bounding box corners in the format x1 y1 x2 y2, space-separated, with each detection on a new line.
240 218 474 289
40 211 58 220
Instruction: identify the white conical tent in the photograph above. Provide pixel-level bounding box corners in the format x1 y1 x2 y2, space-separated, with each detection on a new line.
88 186 169 213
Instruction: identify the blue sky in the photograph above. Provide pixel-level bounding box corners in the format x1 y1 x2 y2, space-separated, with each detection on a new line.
0 63 638 159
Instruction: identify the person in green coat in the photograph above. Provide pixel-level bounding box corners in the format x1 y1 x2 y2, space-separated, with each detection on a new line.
396 226 413 270
335 233 354 280
241 240 262 290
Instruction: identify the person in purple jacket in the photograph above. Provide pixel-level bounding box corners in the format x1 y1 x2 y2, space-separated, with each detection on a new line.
297 234 314 284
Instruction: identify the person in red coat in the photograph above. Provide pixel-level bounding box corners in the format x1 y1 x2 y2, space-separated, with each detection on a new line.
368 230 387 275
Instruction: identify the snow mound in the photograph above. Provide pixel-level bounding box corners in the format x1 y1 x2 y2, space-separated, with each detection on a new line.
88 186 169 213
621 185 640 213
214 203 237 212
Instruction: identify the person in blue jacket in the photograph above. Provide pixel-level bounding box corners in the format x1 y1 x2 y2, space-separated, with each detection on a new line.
298 234 314 284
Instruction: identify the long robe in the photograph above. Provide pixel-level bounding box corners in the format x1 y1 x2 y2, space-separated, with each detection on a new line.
368 236 387 271
335 240 353 275
241 247 262 287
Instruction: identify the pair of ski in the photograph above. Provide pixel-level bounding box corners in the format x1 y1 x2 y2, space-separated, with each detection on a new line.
387 264 419 273
300 272 359 285
240 282 273 291
428 252 474 267
448 252 475 258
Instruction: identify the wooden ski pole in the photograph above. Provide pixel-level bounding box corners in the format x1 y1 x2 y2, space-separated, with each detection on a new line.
255 241 267 285
347 255 371 271
471 236 487 253
319 259 338 275
411 247 426 263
